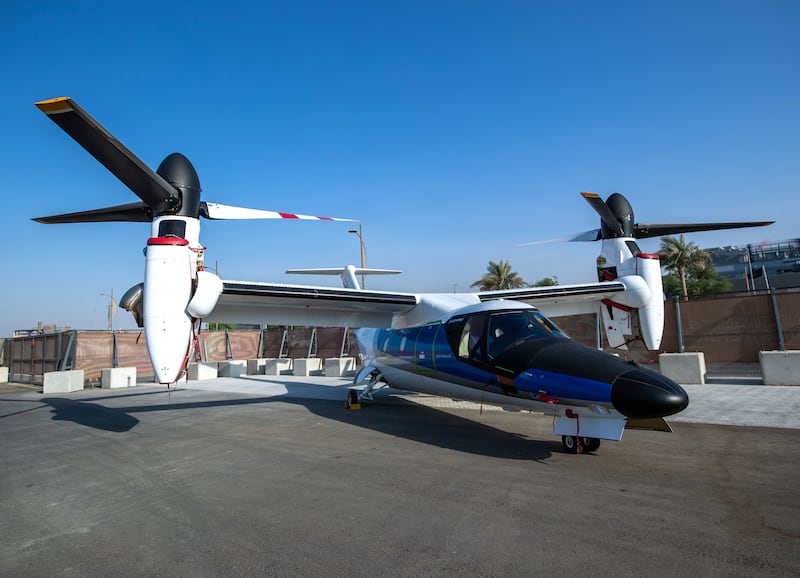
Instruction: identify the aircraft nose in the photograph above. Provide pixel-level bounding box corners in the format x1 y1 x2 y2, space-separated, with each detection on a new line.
611 368 689 419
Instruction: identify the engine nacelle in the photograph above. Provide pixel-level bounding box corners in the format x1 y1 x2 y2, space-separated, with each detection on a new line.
187 270 223 318
144 236 193 383
635 252 664 350
120 282 144 327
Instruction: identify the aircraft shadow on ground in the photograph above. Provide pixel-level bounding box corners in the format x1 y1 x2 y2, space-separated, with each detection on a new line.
15 386 557 461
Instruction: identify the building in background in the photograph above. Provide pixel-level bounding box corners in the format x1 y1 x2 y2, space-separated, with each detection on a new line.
706 238 800 292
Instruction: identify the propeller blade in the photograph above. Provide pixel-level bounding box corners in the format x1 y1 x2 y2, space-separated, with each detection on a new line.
35 97 179 213
634 221 775 239
581 192 623 236
516 229 602 246
200 202 357 222
33 202 153 224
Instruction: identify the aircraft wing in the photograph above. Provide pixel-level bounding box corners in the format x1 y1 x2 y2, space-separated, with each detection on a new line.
477 281 626 317
207 280 419 327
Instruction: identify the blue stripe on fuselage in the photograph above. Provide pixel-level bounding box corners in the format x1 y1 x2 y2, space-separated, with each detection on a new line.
514 369 612 403
364 327 613 405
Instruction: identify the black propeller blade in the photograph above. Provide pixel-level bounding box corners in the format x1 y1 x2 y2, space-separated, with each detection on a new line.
582 191 773 240
633 221 776 239
35 97 180 214
33 202 152 224
581 192 625 236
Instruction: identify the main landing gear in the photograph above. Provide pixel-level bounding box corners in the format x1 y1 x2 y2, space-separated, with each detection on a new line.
561 435 601 454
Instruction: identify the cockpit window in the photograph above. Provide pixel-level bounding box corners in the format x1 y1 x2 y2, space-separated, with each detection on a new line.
488 310 567 358
446 309 568 367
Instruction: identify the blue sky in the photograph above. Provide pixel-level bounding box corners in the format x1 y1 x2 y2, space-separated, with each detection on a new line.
1 0 797 336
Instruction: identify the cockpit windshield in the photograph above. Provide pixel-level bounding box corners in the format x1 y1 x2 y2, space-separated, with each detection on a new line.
446 308 568 365
487 310 567 358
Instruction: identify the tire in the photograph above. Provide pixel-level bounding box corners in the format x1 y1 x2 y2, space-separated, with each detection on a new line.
581 437 601 452
561 435 580 454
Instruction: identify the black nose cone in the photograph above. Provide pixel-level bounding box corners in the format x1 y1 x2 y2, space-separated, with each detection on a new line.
611 368 689 419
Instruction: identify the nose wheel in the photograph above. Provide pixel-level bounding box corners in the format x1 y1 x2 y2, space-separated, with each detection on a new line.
561 435 601 454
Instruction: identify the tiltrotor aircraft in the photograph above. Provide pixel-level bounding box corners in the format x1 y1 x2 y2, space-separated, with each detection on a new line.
34 97 771 453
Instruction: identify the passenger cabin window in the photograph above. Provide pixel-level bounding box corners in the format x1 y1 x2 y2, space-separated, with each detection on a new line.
158 219 186 238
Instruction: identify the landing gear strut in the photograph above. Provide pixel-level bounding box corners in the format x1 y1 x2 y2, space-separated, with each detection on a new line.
561 435 601 454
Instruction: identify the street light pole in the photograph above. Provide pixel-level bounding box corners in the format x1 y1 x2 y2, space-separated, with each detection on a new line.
99 289 117 331
348 224 368 288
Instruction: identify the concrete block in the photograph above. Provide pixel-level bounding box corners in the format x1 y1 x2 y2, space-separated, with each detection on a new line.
0 366 8 383
293 358 323 376
101 367 137 388
264 358 292 376
43 370 85 393
188 362 218 380
218 360 247 377
325 357 355 377
759 350 800 386
659 352 706 384
247 359 267 375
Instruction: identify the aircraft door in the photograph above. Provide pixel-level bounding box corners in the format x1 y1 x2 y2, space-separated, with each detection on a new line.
414 323 441 373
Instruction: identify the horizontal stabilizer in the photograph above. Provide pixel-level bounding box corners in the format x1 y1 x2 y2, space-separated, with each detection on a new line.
286 267 402 276
33 201 152 224
287 265 401 290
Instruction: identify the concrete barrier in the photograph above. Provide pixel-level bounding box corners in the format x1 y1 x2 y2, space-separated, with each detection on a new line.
0 366 8 383
659 352 706 384
101 367 137 388
43 370 85 394
759 350 800 386
188 362 218 380
264 359 292 376
247 359 266 375
293 358 323 376
218 360 247 377
325 357 355 377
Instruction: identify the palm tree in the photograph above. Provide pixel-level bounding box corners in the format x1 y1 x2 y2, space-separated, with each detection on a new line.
471 260 528 291
658 234 710 300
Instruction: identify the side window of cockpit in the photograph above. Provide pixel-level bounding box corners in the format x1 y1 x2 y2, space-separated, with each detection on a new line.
455 315 487 364
158 219 186 238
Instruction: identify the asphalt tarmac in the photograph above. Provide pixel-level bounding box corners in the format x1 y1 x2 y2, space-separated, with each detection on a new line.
1 375 799 577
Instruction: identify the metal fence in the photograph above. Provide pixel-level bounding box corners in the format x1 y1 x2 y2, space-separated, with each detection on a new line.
1 291 797 384
1 327 357 385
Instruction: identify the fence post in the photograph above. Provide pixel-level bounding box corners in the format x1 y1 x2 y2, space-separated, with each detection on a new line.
674 296 685 353
225 329 233 359
340 327 349 358
307 327 317 358
112 330 120 368
769 288 786 351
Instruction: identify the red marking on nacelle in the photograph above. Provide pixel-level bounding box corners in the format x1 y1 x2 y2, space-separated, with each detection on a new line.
601 271 616 281
636 252 660 260
602 298 633 312
147 237 189 246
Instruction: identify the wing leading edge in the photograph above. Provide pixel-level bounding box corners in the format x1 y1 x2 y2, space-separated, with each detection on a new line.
209 278 627 328
209 280 419 328
478 281 627 317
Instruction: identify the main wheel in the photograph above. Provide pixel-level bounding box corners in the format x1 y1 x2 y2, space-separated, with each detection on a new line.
581 437 601 452
561 435 581 454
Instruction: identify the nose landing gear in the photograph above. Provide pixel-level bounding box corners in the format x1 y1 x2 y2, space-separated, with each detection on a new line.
561 435 601 454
